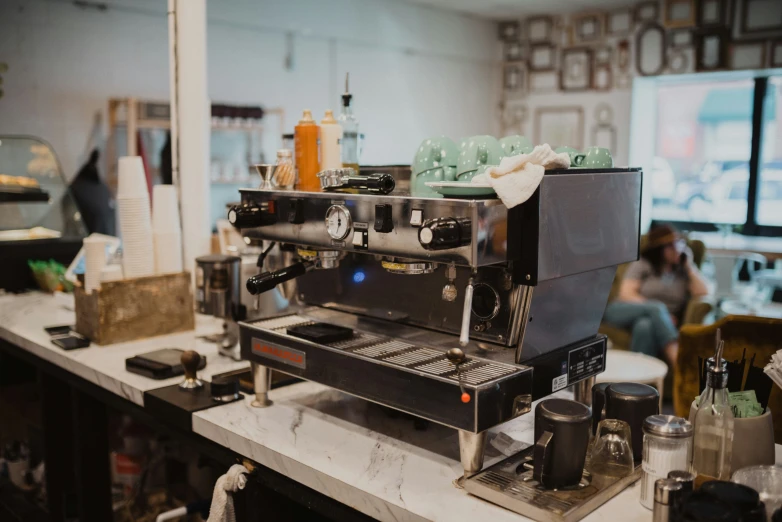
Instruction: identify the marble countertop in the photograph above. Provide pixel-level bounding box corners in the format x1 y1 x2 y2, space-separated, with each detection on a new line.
194 383 662 522
3 292 780 522
0 292 248 406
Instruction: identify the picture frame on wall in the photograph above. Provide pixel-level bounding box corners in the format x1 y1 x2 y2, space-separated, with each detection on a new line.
663 0 696 28
729 40 767 69
740 0 782 35
697 0 726 27
696 28 729 71
504 65 526 92
669 29 693 48
527 16 554 43
529 43 557 71
668 47 693 73
498 21 521 42
635 1 660 23
573 13 604 43
534 106 585 150
772 39 782 67
636 23 667 76
504 41 525 62
595 46 613 64
528 71 559 92
593 63 613 91
607 9 633 36
560 47 593 91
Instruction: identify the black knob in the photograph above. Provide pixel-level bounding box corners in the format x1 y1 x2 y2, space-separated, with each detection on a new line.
228 205 277 229
418 218 471 250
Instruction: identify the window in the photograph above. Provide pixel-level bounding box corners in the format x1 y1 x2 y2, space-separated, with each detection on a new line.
648 74 782 236
758 76 782 226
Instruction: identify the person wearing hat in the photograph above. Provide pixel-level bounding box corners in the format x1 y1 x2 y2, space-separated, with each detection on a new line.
603 225 710 366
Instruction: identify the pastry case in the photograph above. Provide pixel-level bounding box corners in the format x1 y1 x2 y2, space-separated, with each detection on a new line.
0 135 86 291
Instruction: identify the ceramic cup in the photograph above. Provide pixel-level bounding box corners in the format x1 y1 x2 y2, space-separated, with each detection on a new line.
580 147 614 168
411 136 458 197
499 135 533 157
554 146 583 167
456 135 502 182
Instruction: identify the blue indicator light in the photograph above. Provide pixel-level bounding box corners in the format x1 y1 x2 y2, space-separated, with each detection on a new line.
353 271 366 283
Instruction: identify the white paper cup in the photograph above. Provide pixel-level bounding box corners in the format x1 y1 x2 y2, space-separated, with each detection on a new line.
154 230 183 274
83 236 108 293
152 185 181 233
118 156 149 200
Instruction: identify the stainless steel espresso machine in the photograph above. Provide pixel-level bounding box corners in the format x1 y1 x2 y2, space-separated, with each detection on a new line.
228 167 641 482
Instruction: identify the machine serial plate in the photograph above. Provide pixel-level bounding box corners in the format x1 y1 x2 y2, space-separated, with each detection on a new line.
567 342 605 384
252 338 307 369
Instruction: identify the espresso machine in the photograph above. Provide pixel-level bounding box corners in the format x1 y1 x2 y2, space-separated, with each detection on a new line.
228 167 641 485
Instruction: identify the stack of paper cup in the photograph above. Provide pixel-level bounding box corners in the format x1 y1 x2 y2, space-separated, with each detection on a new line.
152 184 183 274
83 235 109 293
117 156 155 278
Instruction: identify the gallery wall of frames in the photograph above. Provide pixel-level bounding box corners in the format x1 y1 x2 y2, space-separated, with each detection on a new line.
498 0 782 165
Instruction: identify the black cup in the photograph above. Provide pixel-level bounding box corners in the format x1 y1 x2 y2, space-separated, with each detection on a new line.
591 382 611 435
533 398 591 489
605 382 659 461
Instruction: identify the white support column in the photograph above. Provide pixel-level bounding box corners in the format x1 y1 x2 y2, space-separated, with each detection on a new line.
169 0 210 275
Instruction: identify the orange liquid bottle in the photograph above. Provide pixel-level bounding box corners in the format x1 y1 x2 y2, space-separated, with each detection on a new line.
294 109 320 191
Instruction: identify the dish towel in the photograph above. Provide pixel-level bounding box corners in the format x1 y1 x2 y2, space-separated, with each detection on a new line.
207 464 249 522
471 144 571 208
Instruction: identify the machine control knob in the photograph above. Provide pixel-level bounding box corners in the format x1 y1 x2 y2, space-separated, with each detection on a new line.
228 204 277 229
418 218 471 250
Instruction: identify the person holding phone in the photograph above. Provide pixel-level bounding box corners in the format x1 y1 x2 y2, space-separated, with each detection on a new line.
603 225 710 366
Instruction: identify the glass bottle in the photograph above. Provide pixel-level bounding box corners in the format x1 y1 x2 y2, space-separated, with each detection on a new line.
338 73 360 173
294 109 320 191
691 341 734 487
271 149 295 189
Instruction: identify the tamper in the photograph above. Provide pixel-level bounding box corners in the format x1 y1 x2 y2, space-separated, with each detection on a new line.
179 350 204 390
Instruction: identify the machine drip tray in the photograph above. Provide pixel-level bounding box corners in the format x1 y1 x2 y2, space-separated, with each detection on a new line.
463 446 641 522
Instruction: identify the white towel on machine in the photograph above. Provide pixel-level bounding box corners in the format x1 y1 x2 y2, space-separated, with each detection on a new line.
207 464 249 522
471 144 571 209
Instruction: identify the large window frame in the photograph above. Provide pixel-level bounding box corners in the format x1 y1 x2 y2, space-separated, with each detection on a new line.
652 74 782 237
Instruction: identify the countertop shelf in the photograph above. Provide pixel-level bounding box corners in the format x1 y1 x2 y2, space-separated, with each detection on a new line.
0 187 50 203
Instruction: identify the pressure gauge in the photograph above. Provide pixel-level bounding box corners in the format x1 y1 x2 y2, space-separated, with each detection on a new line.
325 205 352 240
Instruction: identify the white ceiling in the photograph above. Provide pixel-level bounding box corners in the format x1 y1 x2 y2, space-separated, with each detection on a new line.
402 0 640 19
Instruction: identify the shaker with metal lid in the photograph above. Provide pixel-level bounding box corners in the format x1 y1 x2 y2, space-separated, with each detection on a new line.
653 478 683 522
641 415 693 509
667 470 696 493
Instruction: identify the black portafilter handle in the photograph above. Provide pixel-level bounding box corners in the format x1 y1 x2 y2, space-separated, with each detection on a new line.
246 261 313 295
345 173 395 194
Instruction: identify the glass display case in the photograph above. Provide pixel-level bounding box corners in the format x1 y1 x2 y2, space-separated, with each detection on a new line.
0 136 87 238
0 135 86 291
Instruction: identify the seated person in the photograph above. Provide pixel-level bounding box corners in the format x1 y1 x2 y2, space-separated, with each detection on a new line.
603 225 709 366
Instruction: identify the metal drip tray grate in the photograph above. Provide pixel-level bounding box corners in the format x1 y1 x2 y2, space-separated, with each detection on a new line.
382 348 441 366
415 358 479 376
352 340 413 358
248 314 523 387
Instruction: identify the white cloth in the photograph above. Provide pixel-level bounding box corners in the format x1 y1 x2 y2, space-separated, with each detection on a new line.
471 144 571 208
207 464 249 522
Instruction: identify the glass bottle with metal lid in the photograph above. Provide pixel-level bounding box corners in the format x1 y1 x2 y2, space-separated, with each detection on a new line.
641 415 693 509
691 336 734 487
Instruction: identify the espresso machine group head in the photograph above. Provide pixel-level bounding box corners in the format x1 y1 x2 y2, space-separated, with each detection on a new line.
229 167 642 478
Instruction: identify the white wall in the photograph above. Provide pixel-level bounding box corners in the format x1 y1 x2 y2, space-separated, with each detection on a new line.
0 0 500 179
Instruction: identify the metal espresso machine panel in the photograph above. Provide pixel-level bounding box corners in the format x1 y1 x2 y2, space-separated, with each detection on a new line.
229 168 642 517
